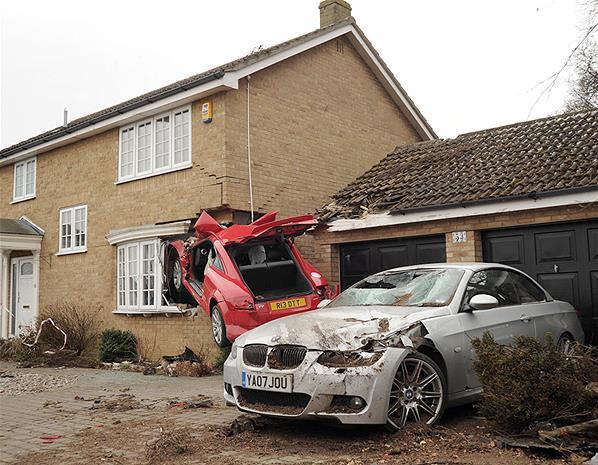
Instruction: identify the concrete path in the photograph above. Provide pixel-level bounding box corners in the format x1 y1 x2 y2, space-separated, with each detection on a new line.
0 362 239 464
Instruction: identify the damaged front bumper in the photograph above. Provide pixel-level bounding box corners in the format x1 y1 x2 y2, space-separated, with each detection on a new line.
223 346 409 425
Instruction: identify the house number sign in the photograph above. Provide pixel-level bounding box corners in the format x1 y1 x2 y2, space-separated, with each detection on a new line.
452 231 467 243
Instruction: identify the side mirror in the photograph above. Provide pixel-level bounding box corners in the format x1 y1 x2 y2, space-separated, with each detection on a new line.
317 299 332 309
468 294 499 311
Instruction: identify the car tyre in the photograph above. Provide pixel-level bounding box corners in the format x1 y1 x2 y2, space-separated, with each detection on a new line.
385 352 448 433
167 250 192 304
557 333 575 354
211 305 231 348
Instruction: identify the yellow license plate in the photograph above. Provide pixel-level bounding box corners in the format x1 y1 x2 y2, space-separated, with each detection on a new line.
270 297 306 311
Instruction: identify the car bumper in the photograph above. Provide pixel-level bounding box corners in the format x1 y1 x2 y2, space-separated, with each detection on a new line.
223 347 409 425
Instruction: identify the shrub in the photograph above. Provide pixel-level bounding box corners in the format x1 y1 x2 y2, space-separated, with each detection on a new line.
99 329 137 363
472 332 598 432
0 337 38 362
38 302 103 355
213 346 231 370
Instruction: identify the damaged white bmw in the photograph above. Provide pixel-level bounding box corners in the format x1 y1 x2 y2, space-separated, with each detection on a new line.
223 263 584 430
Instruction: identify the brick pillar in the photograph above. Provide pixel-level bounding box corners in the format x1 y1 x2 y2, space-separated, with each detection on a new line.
445 230 482 263
319 0 352 28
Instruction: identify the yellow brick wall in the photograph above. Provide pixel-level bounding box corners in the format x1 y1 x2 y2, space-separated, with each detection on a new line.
0 36 424 360
0 96 226 360
222 36 422 217
312 203 598 287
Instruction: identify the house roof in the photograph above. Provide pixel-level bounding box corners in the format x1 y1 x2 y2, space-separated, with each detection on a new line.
319 109 598 222
0 18 435 162
0 218 44 236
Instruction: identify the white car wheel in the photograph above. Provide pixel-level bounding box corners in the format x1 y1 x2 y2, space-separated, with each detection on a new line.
557 333 575 354
386 353 447 432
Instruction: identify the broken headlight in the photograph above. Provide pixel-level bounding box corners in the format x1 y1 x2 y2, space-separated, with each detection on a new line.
317 349 382 367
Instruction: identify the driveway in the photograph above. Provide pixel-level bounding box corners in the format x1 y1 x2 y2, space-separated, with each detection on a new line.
0 362 238 464
0 362 565 465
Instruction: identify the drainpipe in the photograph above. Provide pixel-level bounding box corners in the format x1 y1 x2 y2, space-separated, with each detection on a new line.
0 250 10 339
247 75 255 222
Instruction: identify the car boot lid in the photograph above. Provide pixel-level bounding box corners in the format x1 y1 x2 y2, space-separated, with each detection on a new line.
235 305 450 351
193 210 317 244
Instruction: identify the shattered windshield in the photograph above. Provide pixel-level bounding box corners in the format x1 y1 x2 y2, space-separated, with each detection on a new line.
329 269 464 308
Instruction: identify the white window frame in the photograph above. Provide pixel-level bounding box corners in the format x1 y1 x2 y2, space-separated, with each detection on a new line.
12 157 37 202
117 105 192 183
116 239 170 311
57 204 88 255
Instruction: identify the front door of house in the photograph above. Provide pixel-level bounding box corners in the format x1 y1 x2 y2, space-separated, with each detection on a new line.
11 257 35 335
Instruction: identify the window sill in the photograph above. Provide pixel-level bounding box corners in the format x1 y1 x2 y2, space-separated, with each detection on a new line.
115 163 192 185
112 306 194 317
56 248 87 256
11 195 36 204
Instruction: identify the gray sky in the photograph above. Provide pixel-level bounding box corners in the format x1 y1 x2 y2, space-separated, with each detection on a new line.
0 0 587 148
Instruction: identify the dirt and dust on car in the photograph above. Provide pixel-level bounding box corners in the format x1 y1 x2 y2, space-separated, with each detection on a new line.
160 210 335 347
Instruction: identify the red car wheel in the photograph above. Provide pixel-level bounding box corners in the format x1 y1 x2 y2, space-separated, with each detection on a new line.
211 305 231 348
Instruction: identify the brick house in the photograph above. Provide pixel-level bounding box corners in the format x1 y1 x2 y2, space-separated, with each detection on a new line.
0 1 435 357
313 109 598 342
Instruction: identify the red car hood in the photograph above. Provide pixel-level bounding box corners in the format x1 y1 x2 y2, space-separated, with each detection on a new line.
193 211 317 244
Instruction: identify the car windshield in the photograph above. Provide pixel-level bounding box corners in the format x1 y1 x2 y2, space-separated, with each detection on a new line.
329 269 464 308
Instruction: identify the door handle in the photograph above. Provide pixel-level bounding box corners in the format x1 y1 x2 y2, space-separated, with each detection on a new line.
520 315 532 323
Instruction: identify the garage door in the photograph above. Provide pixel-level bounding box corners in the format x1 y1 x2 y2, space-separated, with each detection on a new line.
339 235 446 290
483 220 598 343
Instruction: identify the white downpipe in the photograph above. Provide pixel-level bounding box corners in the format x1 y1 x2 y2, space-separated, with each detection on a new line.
247 76 255 222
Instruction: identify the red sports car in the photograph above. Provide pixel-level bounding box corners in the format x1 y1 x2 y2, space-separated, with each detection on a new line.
164 211 333 347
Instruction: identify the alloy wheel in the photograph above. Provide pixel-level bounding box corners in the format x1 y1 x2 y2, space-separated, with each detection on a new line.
172 260 182 290
212 309 223 345
387 356 444 429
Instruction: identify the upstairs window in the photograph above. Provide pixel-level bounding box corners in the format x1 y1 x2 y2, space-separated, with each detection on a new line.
118 106 191 182
13 157 36 202
59 205 87 254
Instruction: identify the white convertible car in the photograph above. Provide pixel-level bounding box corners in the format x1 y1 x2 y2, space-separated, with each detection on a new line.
223 263 584 430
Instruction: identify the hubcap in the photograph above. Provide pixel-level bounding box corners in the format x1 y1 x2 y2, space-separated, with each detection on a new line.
388 357 444 428
173 260 182 289
212 310 223 344
558 337 573 354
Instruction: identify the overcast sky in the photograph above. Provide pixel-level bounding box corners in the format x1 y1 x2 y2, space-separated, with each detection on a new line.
0 0 587 148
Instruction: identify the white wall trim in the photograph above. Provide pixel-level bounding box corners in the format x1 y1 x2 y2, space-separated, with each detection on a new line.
326 191 598 233
106 220 190 245
0 233 43 251
19 216 45 235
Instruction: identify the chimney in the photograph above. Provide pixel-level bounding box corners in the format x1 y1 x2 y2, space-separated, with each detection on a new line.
319 0 352 28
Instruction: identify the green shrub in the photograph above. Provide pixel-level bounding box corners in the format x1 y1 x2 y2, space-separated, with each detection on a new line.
99 329 137 363
213 346 231 369
472 332 598 432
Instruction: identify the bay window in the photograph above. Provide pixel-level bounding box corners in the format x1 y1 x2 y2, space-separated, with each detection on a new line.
117 239 167 311
118 106 191 182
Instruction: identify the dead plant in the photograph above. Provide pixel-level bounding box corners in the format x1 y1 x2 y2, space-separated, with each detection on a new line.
38 302 103 355
135 331 157 363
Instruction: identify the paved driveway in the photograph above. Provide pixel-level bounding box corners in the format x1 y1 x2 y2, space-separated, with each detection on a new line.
0 362 238 464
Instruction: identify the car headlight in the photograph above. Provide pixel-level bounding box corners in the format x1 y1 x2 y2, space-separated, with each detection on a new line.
229 342 238 360
317 349 382 367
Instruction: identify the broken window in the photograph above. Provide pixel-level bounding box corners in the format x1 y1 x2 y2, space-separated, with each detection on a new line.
329 269 464 308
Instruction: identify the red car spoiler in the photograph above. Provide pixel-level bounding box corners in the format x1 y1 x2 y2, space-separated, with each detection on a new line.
193 211 317 244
